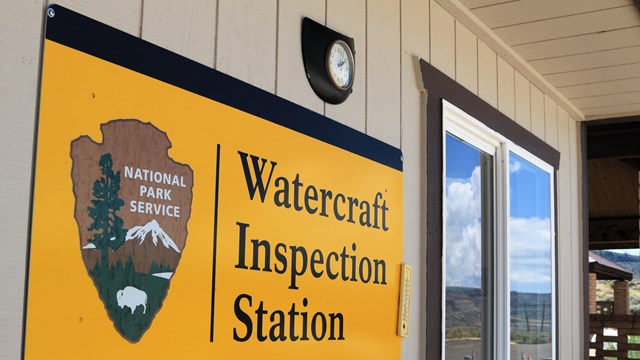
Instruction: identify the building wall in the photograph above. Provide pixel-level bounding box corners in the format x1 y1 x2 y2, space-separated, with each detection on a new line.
0 0 582 359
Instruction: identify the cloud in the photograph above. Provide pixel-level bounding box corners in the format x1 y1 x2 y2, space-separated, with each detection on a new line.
445 166 482 288
510 159 523 173
510 217 552 293
445 166 553 293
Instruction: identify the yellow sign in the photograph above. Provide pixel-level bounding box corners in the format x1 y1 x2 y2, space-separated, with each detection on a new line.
25 6 403 359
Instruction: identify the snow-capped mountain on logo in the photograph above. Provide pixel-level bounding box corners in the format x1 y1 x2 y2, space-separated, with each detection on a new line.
126 219 181 253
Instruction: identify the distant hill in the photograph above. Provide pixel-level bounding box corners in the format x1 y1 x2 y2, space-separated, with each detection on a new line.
446 287 551 333
445 287 482 328
593 250 640 279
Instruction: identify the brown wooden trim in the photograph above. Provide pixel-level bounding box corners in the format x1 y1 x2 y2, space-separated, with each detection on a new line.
589 262 634 281
425 89 443 360
587 122 640 160
589 218 640 250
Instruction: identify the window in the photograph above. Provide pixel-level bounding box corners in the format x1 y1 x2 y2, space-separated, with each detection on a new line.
442 100 556 360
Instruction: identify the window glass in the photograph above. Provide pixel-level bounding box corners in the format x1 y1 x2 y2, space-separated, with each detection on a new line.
509 152 553 360
444 133 494 360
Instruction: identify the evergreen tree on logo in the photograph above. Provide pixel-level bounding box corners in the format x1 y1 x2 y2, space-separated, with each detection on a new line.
87 153 128 266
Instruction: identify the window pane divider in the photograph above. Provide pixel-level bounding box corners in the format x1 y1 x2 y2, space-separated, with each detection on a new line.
496 143 510 360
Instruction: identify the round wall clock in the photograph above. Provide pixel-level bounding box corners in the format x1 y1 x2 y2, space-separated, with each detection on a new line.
301 18 355 104
326 40 355 91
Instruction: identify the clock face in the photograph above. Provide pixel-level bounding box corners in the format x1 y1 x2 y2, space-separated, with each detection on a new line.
327 40 354 90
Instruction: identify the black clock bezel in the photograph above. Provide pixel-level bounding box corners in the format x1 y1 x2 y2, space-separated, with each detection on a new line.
301 17 355 105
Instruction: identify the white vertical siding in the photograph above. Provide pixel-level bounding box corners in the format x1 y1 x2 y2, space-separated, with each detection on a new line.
477 40 498 108
141 0 217 67
276 0 325 115
430 1 455 79
497 56 515 119
325 0 366 132
366 0 401 146
530 85 545 140
568 118 583 359
556 108 575 359
514 71 531 130
216 0 277 93
401 0 430 358
47 0 142 36
455 21 478 94
545 95 559 149
0 1 585 359
0 3 45 358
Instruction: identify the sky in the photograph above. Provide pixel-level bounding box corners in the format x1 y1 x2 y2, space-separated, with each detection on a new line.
445 134 552 294
610 249 640 256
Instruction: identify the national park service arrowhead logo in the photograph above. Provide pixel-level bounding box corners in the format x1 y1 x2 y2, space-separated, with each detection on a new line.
70 120 193 342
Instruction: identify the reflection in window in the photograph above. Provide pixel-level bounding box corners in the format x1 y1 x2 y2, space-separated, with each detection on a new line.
444 133 494 360
509 152 553 360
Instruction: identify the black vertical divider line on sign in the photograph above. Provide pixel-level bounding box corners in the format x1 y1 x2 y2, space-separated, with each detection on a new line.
210 144 221 342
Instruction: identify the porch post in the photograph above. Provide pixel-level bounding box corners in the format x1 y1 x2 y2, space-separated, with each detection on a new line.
613 280 630 315
588 273 597 314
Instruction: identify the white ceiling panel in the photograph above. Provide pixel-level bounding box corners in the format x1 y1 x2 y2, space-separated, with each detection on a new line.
471 0 631 29
458 0 513 10
513 26 640 61
572 91 640 110
560 77 640 99
529 46 640 75
494 5 640 46
546 62 640 88
583 103 640 119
